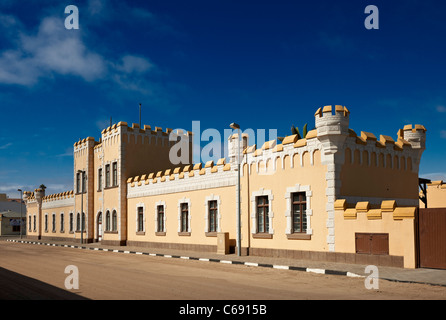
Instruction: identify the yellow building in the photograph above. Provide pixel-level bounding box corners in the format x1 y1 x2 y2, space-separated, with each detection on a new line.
421 180 446 208
24 106 427 268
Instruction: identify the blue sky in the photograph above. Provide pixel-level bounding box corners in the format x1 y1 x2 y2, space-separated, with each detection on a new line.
0 0 445 197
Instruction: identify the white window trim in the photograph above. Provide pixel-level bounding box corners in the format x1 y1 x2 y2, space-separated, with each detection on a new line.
284 184 313 235
136 203 146 233
204 194 221 233
177 197 191 233
250 188 274 234
155 200 166 233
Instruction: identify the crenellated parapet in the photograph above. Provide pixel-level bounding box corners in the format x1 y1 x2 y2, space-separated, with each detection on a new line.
42 191 74 202
334 199 416 221
99 122 193 148
41 191 75 210
127 158 235 198
73 136 98 158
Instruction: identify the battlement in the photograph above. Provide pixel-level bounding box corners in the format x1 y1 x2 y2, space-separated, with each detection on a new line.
128 158 231 188
127 157 235 198
42 190 74 202
23 188 46 203
334 199 416 221
315 105 350 137
101 122 192 140
41 191 75 210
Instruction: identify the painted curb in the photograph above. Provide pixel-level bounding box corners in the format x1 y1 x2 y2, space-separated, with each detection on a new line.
5 239 364 278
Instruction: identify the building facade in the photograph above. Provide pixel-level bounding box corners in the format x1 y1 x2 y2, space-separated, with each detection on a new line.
24 106 427 268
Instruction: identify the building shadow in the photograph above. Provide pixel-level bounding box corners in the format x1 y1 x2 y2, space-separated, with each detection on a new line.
0 267 90 300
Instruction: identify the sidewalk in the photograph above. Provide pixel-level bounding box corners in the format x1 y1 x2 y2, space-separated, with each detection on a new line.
4 237 446 287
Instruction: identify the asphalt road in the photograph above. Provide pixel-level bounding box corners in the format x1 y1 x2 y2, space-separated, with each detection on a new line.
1 241 445 301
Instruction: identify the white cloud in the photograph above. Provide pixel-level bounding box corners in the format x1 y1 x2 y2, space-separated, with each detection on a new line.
0 142 13 150
115 55 154 74
0 15 154 88
420 172 446 182
0 9 180 112
436 105 446 113
0 16 106 85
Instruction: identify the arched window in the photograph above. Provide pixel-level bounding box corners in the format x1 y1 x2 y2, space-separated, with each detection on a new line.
112 210 117 231
60 213 64 232
69 213 74 232
106 211 110 231
82 212 86 231
76 213 80 231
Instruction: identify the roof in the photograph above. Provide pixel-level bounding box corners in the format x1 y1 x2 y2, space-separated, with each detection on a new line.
0 210 25 218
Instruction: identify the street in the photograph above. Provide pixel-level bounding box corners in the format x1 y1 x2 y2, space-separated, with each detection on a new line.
0 241 445 300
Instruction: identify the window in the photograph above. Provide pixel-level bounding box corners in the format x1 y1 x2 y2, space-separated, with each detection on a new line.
98 168 103 191
112 210 117 231
157 205 164 232
112 162 118 186
256 196 269 233
82 171 86 193
137 207 144 232
76 213 80 231
208 200 218 233
52 214 56 232
105 164 110 188
60 213 64 232
69 213 74 232
33 215 36 231
105 211 110 231
180 203 189 233
76 172 81 193
292 193 307 233
82 213 86 231
45 214 48 232
28 216 31 231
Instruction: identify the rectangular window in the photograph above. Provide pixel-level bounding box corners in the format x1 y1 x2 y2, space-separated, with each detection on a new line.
52 214 56 232
137 207 144 232
257 196 269 233
208 200 218 232
105 164 110 188
181 203 189 233
112 162 118 186
292 193 307 233
76 172 81 193
45 215 48 232
98 168 103 191
33 215 36 231
69 213 73 232
60 213 64 232
157 205 164 232
82 171 86 193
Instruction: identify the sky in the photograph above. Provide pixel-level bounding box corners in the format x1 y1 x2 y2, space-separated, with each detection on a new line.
0 0 445 198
